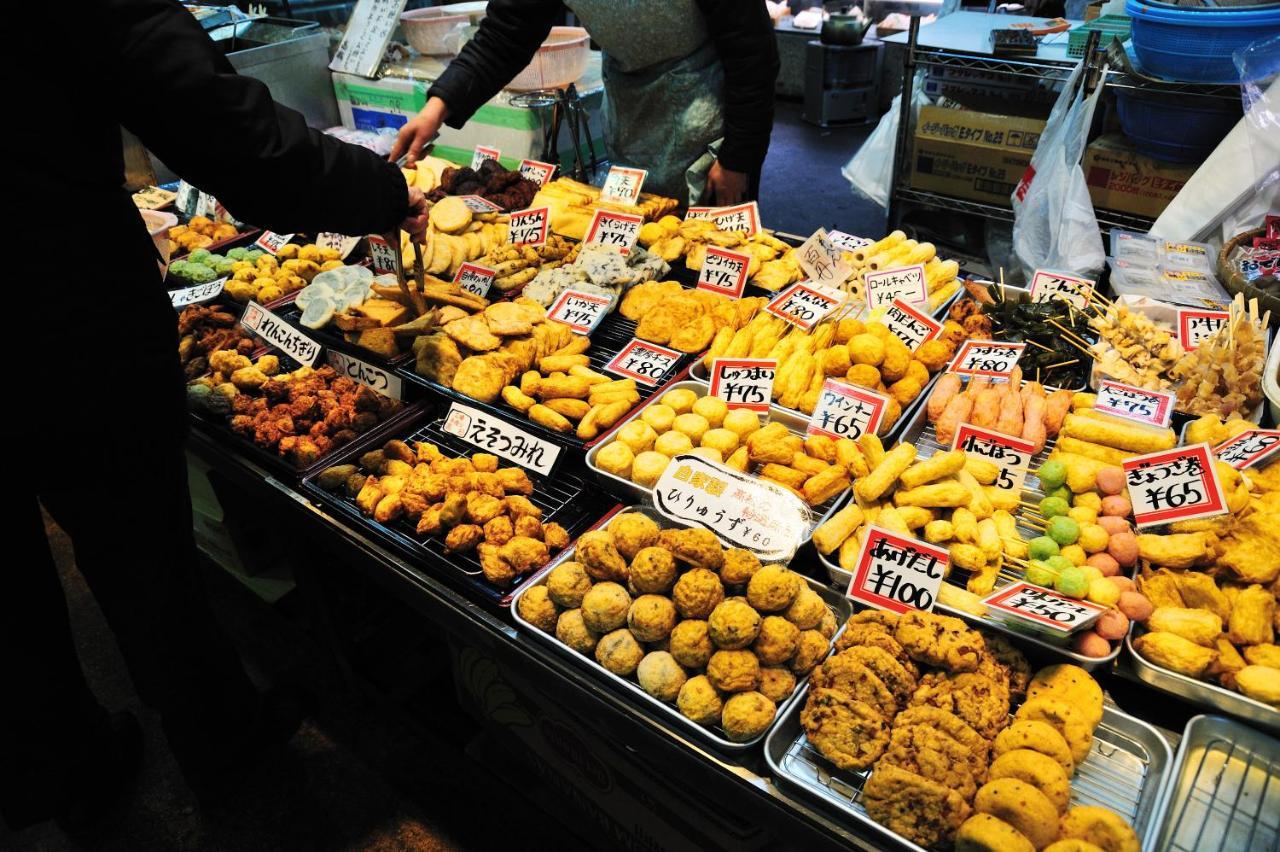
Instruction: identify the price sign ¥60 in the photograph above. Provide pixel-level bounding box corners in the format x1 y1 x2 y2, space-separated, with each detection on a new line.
696 247 751 298
584 209 643 255
984 583 1107 634
865 264 927 310
1094 380 1175 428
765 282 843 331
847 525 948 614
1123 443 1228 528
169 278 226 309
442 402 561 476
509 207 549 247
604 339 682 386
952 423 1034 494
807 380 888 441
239 301 322 367
948 340 1026 380
1029 270 1095 309
882 298 942 352
1214 429 1280 471
326 350 402 400
709 359 776 412
548 289 611 335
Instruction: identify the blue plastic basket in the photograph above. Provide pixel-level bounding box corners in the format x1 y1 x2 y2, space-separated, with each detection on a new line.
1114 87 1242 162
1126 0 1280 84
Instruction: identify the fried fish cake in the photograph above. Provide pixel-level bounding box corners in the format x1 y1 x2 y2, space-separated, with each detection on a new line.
910 672 1010 741
955 813 1035 852
1015 697 1094 765
863 764 971 849
993 720 1075 777
1059 805 1140 852
834 622 916 671
811 653 897 719
892 706 990 767
987 748 1072 813
800 688 888 771
974 778 1059 850
1026 664 1105 728
847 609 901 631
881 724 980 801
841 645 918 709
980 634 1032 701
895 610 984 672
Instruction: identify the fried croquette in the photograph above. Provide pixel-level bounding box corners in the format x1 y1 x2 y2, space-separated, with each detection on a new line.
835 624 916 672
629 546 677 594
981 634 1032 701
595 628 645 677
955 814 1035 852
910 671 1010 741
706 649 761 692
801 688 890 771
722 691 776 742
668 528 726 571
628 594 678 643
790 630 831 676
863 764 970 848
1026 664 1104 728
880 724 980 801
672 568 726 619
974 778 1059 849
759 666 797 702
753 616 801 665
669 619 715 669
555 609 599 656
708 599 762 649
576 529 629 582
783 587 827 630
1058 806 1140 852
1015 697 1094 764
988 748 1072 813
842 645 918 709
608 511 661 560
893 706 990 766
545 561 592 608
636 651 687 702
677 674 723 725
817 609 838 639
517 586 559 633
747 564 802 612
720 548 762 586
580 582 632 633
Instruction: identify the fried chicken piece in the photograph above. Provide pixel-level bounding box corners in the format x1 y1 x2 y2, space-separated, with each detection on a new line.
503 495 542 520
483 515 514 545
801 688 889 771
864 764 971 848
465 492 504 525
477 542 515 586
513 515 543 539
542 522 569 551
439 492 467 527
500 535 549 574
895 610 984 672
881 724 980 801
910 671 1010 741
444 524 483 553
496 467 534 495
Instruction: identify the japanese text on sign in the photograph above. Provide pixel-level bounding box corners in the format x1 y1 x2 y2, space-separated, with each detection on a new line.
443 402 560 476
827 230 873 252
1029 270 1095 310
329 0 404 77
808 380 887 440
797 228 852 286
765 282 843 331
1214 430 1280 471
709 359 776 411
1177 309 1229 351
316 232 361 259
509 207 549 247
984 583 1106 633
685 202 761 236
848 525 947 614
1094 380 1174 428
604 339 681 386
883 298 942 352
653 454 810 562
584 209 643 255
325 350 402 400
254 231 295 255
948 340 1026 379
471 145 501 171
1123 443 1228 528
518 159 556 187
169 278 226 309
458 195 503 214
194 191 220 220
866 264 927 310
599 166 647 205
239 301 321 367
953 424 1033 493
696 246 751 298
453 262 496 298
548 289 611 335
366 234 400 277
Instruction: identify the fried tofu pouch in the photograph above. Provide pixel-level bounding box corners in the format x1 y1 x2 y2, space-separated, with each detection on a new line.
1147 606 1223 647
1134 631 1218 678
1228 584 1276 646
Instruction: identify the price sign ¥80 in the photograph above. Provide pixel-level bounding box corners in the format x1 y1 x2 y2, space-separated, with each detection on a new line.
604 339 682 386
1214 429 1280 471
984 583 1106 634
948 340 1026 380
1094 380 1175 428
1177 309 1230 351
1029 270 1095 310
696 247 751 298
807 380 888 441
709 359 776 412
239 301 322 367
865 264 927 310
509 207 549 247
169 278 226 309
366 234 401 277
442 402 561 476
765 282 843 331
847 525 948 614
584 209 643 255
952 424 1034 494
1123 443 1228 528
883 298 942 352
548 289 611 335
325 350 402 400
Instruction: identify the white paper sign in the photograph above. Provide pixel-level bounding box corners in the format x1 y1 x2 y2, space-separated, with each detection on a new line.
518 159 556 187
1123 443 1229 528
458 195 503 214
329 0 406 77
548 289 611 335
317 232 361 260
708 202 760 236
326 350 403 400
948 340 1026 380
807 380 888 440
509 207 550 247
765 282 844 331
984 582 1107 634
696 246 752 298
883 298 942 352
827 230 874 251
453 262 496 298
1029 269 1095 310
194 191 219 220
1177 309 1229 351
604 339 682 386
471 145 501 170
170 278 227 309
952 423 1034 494
709 358 776 412
1094 380 1175 428
366 234 401 277
239 301 322 367
584 209 643 255
866 264 928 310
442 401 561 475
797 228 853 286
254 231 295 255
847 525 947 613
1214 430 1280 471
599 166 648 205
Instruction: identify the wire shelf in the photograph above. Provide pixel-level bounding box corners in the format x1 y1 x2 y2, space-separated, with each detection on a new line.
1165 733 1280 852
913 48 1078 80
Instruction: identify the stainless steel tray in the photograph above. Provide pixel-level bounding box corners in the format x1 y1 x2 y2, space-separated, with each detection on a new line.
1149 714 1280 852
510 504 854 754
765 686 1173 852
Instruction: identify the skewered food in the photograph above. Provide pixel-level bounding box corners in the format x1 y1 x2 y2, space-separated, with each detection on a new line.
1169 295 1266 418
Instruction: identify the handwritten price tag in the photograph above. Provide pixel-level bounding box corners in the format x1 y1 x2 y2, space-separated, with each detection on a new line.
254 231 295 255
696 246 751 298
685 203 762 236
953 424 1034 494
239 301 322 367
883 298 942 352
585 209 643 256
765 282 843 331
847 525 947 614
548 288 612 335
1123 443 1228 528
866 264 928 310
948 340 1026 380
1214 429 1280 471
599 166 648 205
827 230 873 252
169 278 226 309
442 402 560 476
471 145 501 171
366 234 401 277
1177 309 1229 351
983 582 1107 634
709 358 776 412
653 454 810 562
453 262 496 298
317 232 361 260
1029 270 1095 310
518 158 556 187
509 207 549 247
797 228 852 287
325 350 402 400
458 195 503 214
808 380 888 440
604 339 682 386
194 191 219 220
1094 380 1175 428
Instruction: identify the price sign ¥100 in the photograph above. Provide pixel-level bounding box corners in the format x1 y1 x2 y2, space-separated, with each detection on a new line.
882 298 942 352
696 247 751 298
948 340 1026 379
1214 429 1280 471
983 582 1107 634
847 525 948 614
603 339 682 386
1029 269 1095 310
865 264 927 310
548 289 611 335
764 282 843 331
952 423 1034 494
518 159 556 187
239 301 322 367
442 401 561 476
1123 442 1228 528
807 380 888 441
584 209 643 255
509 207 549 247
709 358 776 412
1094 380 1175 428
325 350 402 400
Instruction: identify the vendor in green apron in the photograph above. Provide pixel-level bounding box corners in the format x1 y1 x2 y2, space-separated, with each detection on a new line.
389 0 780 206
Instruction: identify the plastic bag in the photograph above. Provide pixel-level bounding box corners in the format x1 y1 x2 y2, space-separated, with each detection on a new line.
1010 63 1106 280
1230 33 1280 234
842 71 928 209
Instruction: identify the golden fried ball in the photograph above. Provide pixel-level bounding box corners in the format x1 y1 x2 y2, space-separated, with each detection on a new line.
629 546 677 594
700 427 740 456
608 511 661 560
546 560 592 609
720 548 762 586
790 629 830 676
759 666 797 703
669 619 715 669
817 609 838 640
640 403 676 433
631 451 672 488
637 651 688 702
556 609 600 656
595 628 644 677
677 675 724 725
706 649 761 693
617 420 658 454
654 431 694 456
595 440 635 479
518 585 559 633
722 408 761 438
673 412 711 444
784 587 827 630
754 615 801 664
746 565 803 612
722 691 776 742
580 582 632 633
668 528 726 571
845 363 882 388
708 599 763 649
848 333 886 366
672 568 726 619
692 395 728 428
689 447 723 463
661 388 698 414
628 594 678 643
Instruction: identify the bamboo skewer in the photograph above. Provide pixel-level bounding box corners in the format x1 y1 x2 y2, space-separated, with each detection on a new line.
1044 359 1080 371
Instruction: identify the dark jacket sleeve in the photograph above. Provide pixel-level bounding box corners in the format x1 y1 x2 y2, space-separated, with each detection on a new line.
696 0 780 174
426 0 562 127
106 0 408 236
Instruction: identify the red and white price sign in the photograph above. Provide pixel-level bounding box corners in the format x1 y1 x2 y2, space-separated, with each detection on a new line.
1214 429 1280 471
952 423 1034 494
453 262 496 298
827 230 873 252
983 582 1107 634
254 231 295 255
883 298 942 352
316 232 361 259
847 525 947 614
807 380 888 440
326 350 402 400
518 158 556 187
169 278 226 309
1123 443 1228 528
866 264 927 310
599 166 648 205
709 358 776 411
585 209 643 255
1177 309 1230 351
1094 380 1175 428
366 234 401 277
604 339 682 386
686 203 761 236
509 206 549 247
471 145 501 170
239 301 322 367
458 195 503 214
696 247 752 298
797 228 853 287
948 340 1026 380
1029 269 1095 310
548 288 612 335
765 282 843 331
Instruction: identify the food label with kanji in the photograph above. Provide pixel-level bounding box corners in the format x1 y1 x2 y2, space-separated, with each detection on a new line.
1177 309 1229 351
704 202 761 236
316 232 361 259
458 195 503 214
443 401 560 476
765 282 843 331
807 380 888 440
509 207 549 247
548 289 611 335
194 191 219 219
453 262 496 298
254 231 295 255
696 246 751 298
1214 429 1280 471
604 339 681 386
325 350 402 400
797 228 853 287
170 278 226 309
599 166 647 205
1123 443 1228 528
366 234 401 277
983 582 1106 634
584 209 643 255
847 525 947 614
1029 270 1095 309
883 298 942 352
518 159 556 187
865 264 927 310
952 424 1034 494
240 301 321 367
1094 380 1174 428
653 454 810 562
948 341 1026 379
709 359 776 411
470 145 501 171
827 230 873 252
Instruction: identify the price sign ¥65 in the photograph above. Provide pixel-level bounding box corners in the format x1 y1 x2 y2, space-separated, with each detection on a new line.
948 340 1026 380
1094 380 1175 428
548 289 611 335
442 402 561 476
1214 429 1280 471
696 247 751 298
765 282 843 331
604 339 682 386
984 583 1107 634
239 301 322 367
952 423 1034 494
509 207 549 247
325 350 402 400
882 298 942 352
584 209 643 255
807 380 888 441
847 525 948 614
709 359 776 412
1123 443 1228 528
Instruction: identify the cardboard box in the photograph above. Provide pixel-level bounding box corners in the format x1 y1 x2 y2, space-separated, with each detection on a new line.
910 106 1046 207
1083 133 1195 220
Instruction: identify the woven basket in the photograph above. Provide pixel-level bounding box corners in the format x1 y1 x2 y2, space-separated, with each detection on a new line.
1219 227 1280 326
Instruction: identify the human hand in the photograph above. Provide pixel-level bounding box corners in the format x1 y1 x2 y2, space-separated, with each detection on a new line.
401 186 430 239
705 160 749 206
388 97 449 166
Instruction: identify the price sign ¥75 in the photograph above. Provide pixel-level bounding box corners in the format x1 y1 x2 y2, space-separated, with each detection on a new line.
1214 429 1280 471
239 301 322 367
882 298 942 352
865 264 927 310
952 423 1034 494
326 350 402 400
604 339 682 386
1177 309 1230 351
984 583 1107 634
1029 270 1095 309
548 289 612 335
1094 380 1175 428
948 340 1026 380
847 525 948 614
696 247 751 298
709 358 776 412
442 401 561 476
1123 443 1228 528
765 282 843 331
509 207 549 247
807 380 888 441
584 209 643 255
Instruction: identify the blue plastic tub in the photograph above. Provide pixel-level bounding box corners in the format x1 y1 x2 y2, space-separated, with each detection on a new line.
1126 0 1280 84
1114 87 1242 162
